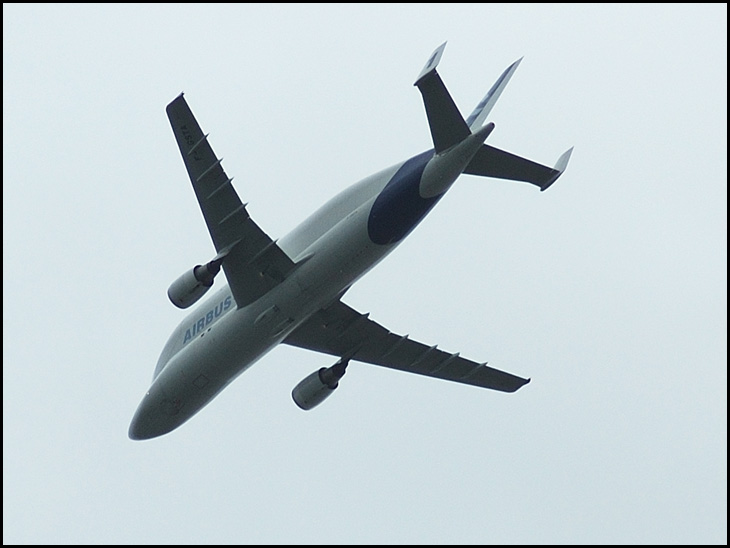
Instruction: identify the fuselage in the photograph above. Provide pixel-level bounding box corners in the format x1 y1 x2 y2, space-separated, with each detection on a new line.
129 125 491 439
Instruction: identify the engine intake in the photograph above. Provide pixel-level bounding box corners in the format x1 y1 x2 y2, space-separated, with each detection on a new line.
292 359 348 410
167 260 221 309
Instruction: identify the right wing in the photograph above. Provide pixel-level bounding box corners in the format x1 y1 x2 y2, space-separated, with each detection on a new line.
284 300 529 393
166 94 296 308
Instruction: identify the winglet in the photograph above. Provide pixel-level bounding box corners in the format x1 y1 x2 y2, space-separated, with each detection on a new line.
540 147 574 191
554 146 573 173
414 41 447 86
465 58 522 130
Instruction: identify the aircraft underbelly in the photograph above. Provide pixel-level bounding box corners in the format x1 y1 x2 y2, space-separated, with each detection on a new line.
132 205 392 439
131 44 571 441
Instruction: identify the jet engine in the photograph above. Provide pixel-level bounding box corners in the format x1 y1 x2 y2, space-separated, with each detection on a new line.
292 359 348 410
167 260 222 309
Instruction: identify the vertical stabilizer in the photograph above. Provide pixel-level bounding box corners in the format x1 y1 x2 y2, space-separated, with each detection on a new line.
465 58 522 130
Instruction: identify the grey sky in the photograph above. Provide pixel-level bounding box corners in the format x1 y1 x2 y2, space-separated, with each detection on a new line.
3 3 726 544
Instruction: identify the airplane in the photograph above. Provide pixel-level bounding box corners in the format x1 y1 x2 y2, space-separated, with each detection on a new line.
129 43 572 440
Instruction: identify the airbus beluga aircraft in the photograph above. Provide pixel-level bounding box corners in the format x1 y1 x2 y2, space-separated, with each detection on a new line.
129 43 572 440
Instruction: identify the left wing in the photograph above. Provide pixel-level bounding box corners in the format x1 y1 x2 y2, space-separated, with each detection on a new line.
166 94 296 308
284 300 529 393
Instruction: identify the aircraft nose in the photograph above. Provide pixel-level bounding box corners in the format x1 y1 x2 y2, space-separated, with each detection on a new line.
128 386 185 440
128 411 155 441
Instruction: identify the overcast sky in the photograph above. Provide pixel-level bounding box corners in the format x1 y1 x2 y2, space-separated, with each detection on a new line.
3 4 726 544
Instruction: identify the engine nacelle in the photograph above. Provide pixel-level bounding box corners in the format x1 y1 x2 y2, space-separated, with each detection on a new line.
292 359 348 410
167 261 221 309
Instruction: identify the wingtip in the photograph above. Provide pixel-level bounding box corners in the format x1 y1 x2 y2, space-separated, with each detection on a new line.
506 376 531 392
515 377 531 391
167 92 185 106
555 146 574 172
539 146 574 191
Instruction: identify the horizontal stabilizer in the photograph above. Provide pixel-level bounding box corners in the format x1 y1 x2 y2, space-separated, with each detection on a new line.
464 144 573 191
414 42 471 153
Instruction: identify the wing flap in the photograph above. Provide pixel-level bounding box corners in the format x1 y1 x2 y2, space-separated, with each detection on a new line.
284 300 530 393
166 94 296 307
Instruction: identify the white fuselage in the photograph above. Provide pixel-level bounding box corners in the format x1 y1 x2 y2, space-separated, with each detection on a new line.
129 163 404 439
129 124 491 439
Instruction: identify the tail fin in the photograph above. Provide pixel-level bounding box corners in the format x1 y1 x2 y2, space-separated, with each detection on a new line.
414 45 572 191
465 58 522 130
414 42 470 153
414 45 523 154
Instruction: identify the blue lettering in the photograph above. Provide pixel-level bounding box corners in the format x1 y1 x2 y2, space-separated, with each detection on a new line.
183 296 235 344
